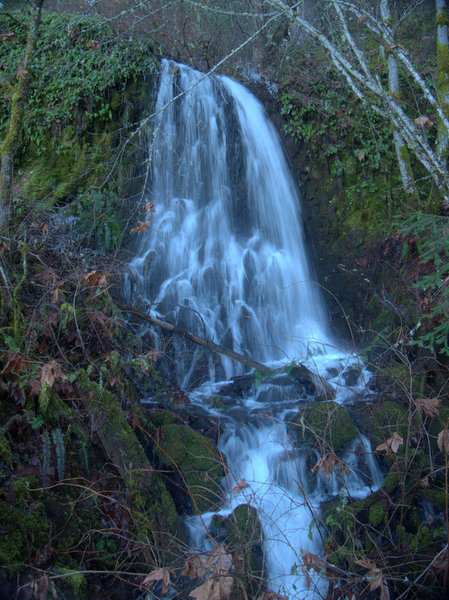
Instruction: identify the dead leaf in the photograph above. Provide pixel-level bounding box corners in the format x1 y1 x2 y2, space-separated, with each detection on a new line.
189 576 233 600
130 220 151 234
256 592 289 600
302 550 325 574
1 353 28 375
29 378 42 396
437 428 449 454
414 115 433 128
416 397 441 417
182 554 208 579
355 558 377 570
233 479 248 494
41 360 65 388
82 270 100 286
40 222 48 235
142 567 174 595
67 24 79 39
16 64 28 81
143 201 155 214
34 267 59 286
357 14 368 25
0 239 9 254
311 452 350 480
206 544 233 576
0 32 16 43
89 39 100 50
50 282 65 304
376 432 403 455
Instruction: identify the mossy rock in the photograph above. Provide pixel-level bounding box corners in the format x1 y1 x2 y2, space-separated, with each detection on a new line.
77 371 179 548
368 400 419 455
292 401 357 453
153 413 226 513
0 499 49 574
212 504 266 599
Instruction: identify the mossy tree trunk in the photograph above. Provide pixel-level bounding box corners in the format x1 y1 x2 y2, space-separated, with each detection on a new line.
436 0 449 161
380 0 416 196
0 0 44 234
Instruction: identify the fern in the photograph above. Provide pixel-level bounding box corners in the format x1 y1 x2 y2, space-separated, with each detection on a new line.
398 212 449 355
38 382 52 415
41 430 51 478
52 428 65 481
66 422 89 471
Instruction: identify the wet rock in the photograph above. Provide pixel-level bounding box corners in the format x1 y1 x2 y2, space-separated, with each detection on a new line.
342 365 362 387
211 504 266 599
217 374 255 397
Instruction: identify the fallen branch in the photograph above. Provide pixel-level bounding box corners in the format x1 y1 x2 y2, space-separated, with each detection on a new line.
117 301 273 373
118 302 336 399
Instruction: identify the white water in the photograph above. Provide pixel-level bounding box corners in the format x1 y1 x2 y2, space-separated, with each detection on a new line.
126 60 382 599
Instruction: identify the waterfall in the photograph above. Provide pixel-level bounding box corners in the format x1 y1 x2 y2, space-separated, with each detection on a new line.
126 59 381 599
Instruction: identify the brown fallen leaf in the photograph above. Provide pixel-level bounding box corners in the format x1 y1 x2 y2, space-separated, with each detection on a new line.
189 576 234 600
302 550 325 574
142 567 174 595
143 200 155 214
416 397 441 417
82 270 109 287
414 115 433 128
130 220 151 234
206 544 233 576
0 32 16 43
376 432 403 455
311 452 350 480
437 428 449 454
182 554 208 579
16 63 28 80
357 14 368 26
233 479 248 494
41 360 65 388
256 592 289 600
1 353 28 375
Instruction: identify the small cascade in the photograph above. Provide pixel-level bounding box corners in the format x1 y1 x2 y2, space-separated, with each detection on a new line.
126 59 381 599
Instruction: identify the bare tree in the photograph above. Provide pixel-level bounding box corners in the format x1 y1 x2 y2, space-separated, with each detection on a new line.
262 0 449 204
0 0 45 233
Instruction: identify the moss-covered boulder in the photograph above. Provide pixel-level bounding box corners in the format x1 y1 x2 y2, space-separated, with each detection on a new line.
292 401 357 454
211 504 266 599
78 372 179 549
152 411 226 513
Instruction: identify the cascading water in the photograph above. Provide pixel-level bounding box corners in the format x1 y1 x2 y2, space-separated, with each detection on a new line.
126 59 382 599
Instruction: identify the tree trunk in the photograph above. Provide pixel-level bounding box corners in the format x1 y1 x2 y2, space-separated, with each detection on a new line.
436 0 449 161
380 0 416 195
0 0 44 233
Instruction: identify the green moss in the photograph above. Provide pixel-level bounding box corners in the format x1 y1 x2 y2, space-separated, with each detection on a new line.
436 6 449 27
368 503 387 527
293 401 357 453
0 499 49 573
77 371 179 545
58 567 86 596
222 504 266 599
0 437 13 467
153 415 226 513
10 475 41 504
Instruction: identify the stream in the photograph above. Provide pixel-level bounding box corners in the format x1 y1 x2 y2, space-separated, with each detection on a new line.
126 59 383 599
